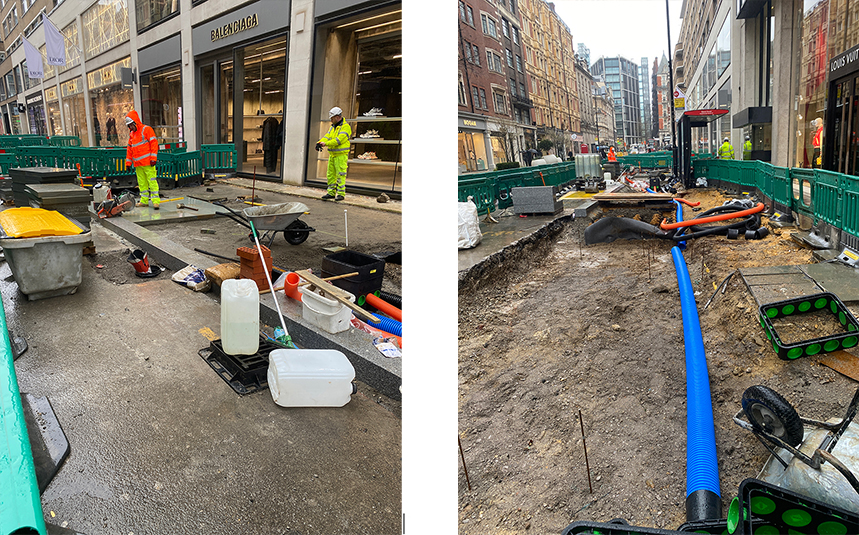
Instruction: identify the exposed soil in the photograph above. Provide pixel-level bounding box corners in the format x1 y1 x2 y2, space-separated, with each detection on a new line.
458 189 859 534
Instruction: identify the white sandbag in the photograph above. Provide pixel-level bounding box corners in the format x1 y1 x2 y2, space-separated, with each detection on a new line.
458 198 482 249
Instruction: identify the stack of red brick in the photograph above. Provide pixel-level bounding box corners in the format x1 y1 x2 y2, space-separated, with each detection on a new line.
237 245 273 290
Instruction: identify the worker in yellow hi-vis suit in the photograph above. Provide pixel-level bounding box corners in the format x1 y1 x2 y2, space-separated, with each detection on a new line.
316 106 351 201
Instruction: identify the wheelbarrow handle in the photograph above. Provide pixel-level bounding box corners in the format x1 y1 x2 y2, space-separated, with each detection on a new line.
215 211 252 230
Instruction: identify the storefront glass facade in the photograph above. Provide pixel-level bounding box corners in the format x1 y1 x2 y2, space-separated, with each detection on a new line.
26 93 47 135
458 131 488 172
61 77 87 144
88 58 133 147
141 66 183 144
790 0 859 169
310 7 402 193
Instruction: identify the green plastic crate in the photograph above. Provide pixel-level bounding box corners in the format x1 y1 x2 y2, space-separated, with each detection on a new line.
758 292 859 360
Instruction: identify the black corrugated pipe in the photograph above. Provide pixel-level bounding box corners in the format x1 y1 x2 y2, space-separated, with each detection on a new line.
378 290 402 309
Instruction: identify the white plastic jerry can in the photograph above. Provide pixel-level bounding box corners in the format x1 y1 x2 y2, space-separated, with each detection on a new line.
267 349 356 407
220 279 260 355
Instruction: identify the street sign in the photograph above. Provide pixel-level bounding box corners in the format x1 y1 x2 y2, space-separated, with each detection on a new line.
674 86 685 110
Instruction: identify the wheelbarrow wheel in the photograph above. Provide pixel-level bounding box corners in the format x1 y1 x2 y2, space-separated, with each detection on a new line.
742 385 804 447
284 220 310 245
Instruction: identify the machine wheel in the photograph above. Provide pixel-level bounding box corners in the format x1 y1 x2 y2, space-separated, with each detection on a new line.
284 220 310 245
741 385 804 447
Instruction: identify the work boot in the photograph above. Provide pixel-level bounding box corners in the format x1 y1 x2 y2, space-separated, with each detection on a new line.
335 195 345 202
153 204 160 210
321 193 335 200
136 202 148 207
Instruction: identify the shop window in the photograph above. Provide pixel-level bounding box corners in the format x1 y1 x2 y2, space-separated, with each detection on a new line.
141 66 183 144
61 78 87 143
459 131 488 172
136 0 179 31
13 65 22 96
45 87 61 136
82 0 129 60
87 58 133 147
238 36 286 176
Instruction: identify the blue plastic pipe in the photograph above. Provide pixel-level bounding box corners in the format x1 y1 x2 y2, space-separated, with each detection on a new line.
0 298 47 534
369 314 402 337
674 200 687 251
671 246 721 522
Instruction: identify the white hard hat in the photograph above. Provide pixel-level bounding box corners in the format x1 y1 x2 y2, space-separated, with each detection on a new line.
329 106 342 118
724 137 729 142
125 116 134 125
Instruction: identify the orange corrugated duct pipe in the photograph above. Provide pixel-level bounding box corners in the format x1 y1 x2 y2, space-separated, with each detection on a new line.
366 293 402 322
660 202 764 230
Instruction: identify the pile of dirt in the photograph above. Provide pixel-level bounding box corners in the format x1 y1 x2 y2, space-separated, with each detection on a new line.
458 189 857 534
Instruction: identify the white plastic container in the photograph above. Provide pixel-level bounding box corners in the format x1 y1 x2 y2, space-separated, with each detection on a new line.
267 348 356 407
298 285 355 334
0 224 91 300
220 279 259 355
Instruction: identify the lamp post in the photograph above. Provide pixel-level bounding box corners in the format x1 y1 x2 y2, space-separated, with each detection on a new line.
666 0 678 176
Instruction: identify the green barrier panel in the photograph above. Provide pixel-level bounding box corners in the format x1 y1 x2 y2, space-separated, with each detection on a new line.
771 165 791 209
0 153 16 175
201 144 238 174
0 296 47 534
62 147 101 179
14 145 61 168
99 147 133 179
156 150 204 189
814 169 843 227
790 168 816 220
842 176 859 238
47 136 81 147
457 177 495 213
495 171 529 209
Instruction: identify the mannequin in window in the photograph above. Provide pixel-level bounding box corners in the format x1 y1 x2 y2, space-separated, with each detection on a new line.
262 115 280 173
94 116 101 146
106 117 117 146
812 118 823 169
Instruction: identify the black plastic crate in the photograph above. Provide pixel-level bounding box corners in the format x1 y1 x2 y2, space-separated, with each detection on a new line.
321 250 385 305
198 335 281 395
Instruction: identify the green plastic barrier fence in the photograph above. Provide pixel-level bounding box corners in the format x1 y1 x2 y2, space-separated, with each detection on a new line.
100 148 133 179
201 144 238 174
156 150 204 189
457 177 495 214
0 153 17 175
47 136 81 147
14 146 60 168
158 141 187 154
0 297 47 534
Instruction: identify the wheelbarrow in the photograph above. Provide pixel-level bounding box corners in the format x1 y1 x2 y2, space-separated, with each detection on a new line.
214 201 315 247
733 384 859 496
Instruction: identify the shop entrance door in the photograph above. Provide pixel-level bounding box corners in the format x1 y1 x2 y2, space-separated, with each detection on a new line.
829 74 859 176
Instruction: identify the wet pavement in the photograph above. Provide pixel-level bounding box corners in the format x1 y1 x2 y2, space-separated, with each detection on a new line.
2 183 402 534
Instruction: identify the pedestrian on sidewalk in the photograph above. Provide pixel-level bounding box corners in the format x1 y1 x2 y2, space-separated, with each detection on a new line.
316 106 351 201
125 110 160 209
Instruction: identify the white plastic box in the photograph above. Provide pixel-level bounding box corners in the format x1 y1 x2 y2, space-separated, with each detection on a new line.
298 285 355 334
267 349 356 407
0 224 91 300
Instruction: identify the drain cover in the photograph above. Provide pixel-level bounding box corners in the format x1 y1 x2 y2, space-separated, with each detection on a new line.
199 335 281 395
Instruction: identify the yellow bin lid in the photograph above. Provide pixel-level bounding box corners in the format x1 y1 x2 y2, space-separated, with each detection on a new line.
0 207 83 238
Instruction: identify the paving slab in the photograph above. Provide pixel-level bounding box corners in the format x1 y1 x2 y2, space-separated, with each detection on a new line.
800 262 859 301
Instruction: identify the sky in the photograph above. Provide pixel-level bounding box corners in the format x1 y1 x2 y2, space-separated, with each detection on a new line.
552 0 684 72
